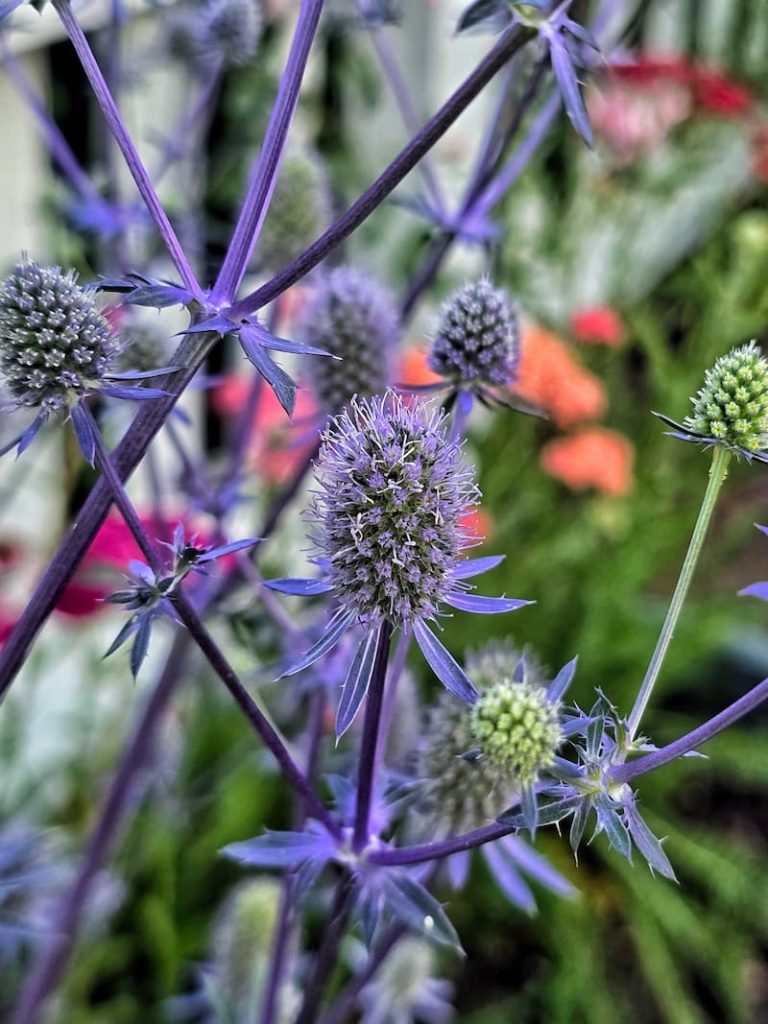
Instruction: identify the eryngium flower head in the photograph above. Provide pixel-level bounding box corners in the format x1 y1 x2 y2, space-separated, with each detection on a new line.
202 0 262 67
257 151 331 271
311 392 477 625
419 642 544 833
301 267 399 414
428 279 519 389
471 678 563 785
0 259 118 415
117 322 170 375
685 341 768 454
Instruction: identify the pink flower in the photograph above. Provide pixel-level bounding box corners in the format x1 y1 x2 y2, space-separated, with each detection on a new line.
571 306 626 348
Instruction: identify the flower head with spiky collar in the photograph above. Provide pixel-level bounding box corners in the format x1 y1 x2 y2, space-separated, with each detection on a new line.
0 259 170 459
266 391 531 736
655 341 768 462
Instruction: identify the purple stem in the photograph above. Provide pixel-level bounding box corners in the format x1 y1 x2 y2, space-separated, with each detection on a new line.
84 410 341 838
0 24 534 704
611 674 768 785
366 22 447 215
294 877 355 1024
259 437 321 540
317 922 407 1024
51 0 202 299
10 631 191 1024
226 23 534 319
1 43 103 206
152 65 223 186
470 89 562 220
212 0 326 304
368 821 513 866
352 620 394 852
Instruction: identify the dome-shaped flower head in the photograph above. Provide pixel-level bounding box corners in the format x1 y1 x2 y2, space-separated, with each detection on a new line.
414 641 577 907
257 151 331 272
0 259 171 459
655 340 768 462
0 259 118 417
301 267 400 414
266 391 531 736
202 0 262 67
429 279 519 391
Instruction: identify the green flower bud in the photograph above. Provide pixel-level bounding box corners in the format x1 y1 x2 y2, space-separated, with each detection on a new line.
471 679 562 785
685 341 768 455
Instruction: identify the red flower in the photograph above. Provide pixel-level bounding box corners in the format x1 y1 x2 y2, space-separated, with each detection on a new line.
540 428 635 496
571 306 626 348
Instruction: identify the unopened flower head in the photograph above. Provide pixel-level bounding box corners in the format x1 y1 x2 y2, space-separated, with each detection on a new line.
202 0 262 67
301 267 399 413
359 937 454 1024
419 641 543 832
471 677 563 785
117 321 170 375
428 279 519 389
685 341 768 455
0 259 118 415
257 151 331 271
311 392 478 625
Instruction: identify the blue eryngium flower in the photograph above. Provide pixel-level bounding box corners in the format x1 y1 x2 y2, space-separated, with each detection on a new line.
0 259 172 459
266 392 531 729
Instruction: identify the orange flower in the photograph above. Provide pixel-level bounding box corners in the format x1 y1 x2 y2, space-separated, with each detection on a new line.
540 428 634 496
514 327 607 427
571 306 626 348
398 346 442 387
212 374 319 484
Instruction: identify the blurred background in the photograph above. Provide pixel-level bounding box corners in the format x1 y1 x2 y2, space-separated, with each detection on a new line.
1 0 768 1020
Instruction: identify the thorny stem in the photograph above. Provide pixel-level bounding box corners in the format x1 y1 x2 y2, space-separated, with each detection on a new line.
10 632 192 1024
627 446 732 740
212 0 325 303
352 620 394 852
51 0 202 299
612 673 768 785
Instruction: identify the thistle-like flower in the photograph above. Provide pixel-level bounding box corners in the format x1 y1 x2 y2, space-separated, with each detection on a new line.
412 642 577 910
429 279 519 390
301 267 400 414
257 151 331 271
0 259 168 458
201 0 262 67
407 279 538 424
655 340 768 462
471 678 563 784
266 391 531 735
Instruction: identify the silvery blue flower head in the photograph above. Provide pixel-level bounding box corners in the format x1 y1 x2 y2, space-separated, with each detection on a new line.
201 0 263 67
266 391 532 736
655 340 768 462
301 266 400 414
429 279 519 391
0 259 171 458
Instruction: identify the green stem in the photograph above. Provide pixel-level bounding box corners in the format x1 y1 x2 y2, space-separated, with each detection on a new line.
627 446 731 740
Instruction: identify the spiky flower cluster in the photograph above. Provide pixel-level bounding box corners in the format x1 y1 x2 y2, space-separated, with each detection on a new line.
418 642 542 833
684 341 768 454
257 152 331 271
311 392 477 625
471 678 563 784
0 260 118 415
202 0 262 67
428 279 519 389
117 322 169 374
301 267 399 414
